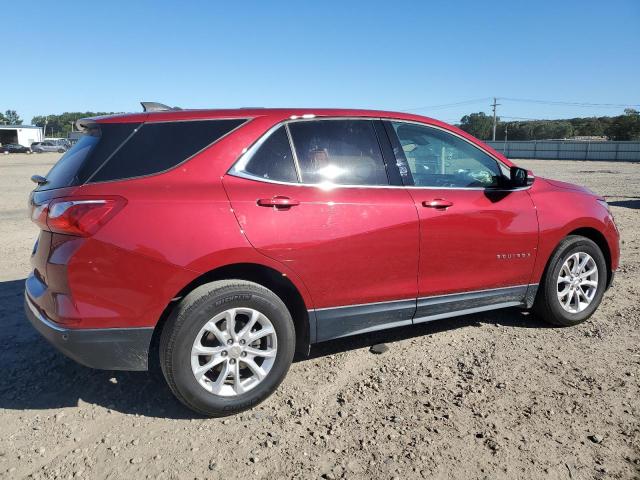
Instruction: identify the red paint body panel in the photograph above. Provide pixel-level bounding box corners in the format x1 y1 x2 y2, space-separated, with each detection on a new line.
222 175 419 308
405 188 539 296
527 178 620 281
28 121 315 329
26 107 619 336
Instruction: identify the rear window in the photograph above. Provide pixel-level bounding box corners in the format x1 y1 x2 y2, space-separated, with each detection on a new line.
38 119 246 190
40 123 138 190
236 126 299 183
90 119 245 182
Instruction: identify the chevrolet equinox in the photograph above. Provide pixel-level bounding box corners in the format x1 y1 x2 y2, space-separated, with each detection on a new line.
25 103 620 416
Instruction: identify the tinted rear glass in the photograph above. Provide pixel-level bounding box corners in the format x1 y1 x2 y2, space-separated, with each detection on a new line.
90 119 245 182
240 126 298 183
39 123 138 190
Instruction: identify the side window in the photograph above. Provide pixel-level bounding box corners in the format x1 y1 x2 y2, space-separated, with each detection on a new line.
90 119 245 182
390 122 503 188
288 120 389 186
237 126 298 183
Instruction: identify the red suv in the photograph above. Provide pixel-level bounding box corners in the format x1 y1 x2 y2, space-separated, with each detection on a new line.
26 103 619 416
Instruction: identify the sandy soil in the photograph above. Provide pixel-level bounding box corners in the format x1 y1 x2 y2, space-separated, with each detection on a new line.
0 153 638 479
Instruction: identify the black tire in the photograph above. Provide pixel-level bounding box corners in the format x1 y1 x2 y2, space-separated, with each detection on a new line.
159 280 295 417
533 235 607 326
57 148 65 153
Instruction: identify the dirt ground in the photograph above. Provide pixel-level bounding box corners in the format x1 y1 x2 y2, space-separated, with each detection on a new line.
0 152 638 480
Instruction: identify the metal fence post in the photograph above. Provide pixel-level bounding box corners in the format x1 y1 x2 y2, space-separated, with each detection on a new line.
585 141 590 161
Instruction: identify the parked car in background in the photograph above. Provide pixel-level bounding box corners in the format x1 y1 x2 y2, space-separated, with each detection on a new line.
32 141 67 153
1 143 31 154
25 104 620 417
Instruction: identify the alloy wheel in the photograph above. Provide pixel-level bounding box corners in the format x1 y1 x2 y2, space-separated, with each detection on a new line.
190 308 277 396
557 252 599 313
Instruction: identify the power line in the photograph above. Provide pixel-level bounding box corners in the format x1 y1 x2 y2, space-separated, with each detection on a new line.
500 114 623 121
400 96 639 125
500 97 640 108
403 98 490 112
501 115 554 121
403 96 639 113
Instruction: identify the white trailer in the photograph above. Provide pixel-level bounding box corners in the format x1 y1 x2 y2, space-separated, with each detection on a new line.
0 125 43 147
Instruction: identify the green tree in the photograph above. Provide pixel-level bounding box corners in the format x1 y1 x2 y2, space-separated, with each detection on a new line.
569 116 609 137
31 112 114 137
3 110 22 125
605 109 640 140
459 112 495 140
460 110 638 140
531 121 573 139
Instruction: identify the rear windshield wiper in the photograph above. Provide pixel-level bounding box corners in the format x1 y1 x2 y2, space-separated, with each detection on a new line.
30 175 48 186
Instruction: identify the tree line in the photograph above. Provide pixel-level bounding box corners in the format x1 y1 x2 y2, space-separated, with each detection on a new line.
1 110 116 137
31 112 115 137
0 110 23 125
3 108 640 141
459 109 640 141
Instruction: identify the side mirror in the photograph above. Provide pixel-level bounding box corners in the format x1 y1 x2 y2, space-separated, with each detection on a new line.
509 166 534 188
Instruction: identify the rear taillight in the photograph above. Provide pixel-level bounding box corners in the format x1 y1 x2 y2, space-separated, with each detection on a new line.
30 202 49 230
30 197 126 237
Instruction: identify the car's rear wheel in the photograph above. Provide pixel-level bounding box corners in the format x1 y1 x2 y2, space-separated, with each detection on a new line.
159 280 295 416
57 148 65 153
533 235 607 326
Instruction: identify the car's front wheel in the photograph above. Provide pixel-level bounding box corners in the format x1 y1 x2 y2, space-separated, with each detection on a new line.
159 280 295 416
533 235 607 326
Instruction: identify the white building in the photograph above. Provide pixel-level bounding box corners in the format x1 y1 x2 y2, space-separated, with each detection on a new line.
0 125 43 147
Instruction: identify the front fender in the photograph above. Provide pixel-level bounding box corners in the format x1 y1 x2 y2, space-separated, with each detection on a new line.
529 179 619 283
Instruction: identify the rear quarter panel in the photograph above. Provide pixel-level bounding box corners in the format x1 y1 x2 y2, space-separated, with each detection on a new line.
65 117 315 328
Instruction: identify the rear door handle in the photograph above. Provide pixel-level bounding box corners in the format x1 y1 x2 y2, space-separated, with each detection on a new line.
257 196 300 209
422 198 453 209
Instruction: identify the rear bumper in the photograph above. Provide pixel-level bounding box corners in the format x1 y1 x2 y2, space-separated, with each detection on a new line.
24 293 153 371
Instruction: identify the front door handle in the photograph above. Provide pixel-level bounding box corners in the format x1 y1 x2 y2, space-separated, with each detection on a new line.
422 198 453 209
257 196 300 209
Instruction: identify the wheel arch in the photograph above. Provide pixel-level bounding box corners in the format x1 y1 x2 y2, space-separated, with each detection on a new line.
149 263 312 372
566 227 613 287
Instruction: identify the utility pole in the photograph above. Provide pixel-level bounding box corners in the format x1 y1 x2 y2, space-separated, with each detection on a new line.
504 124 508 155
491 97 500 141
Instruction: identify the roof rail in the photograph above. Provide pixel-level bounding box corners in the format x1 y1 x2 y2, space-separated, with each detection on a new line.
140 102 182 112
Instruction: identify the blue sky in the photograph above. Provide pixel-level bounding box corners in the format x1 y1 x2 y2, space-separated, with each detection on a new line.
5 0 639 124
